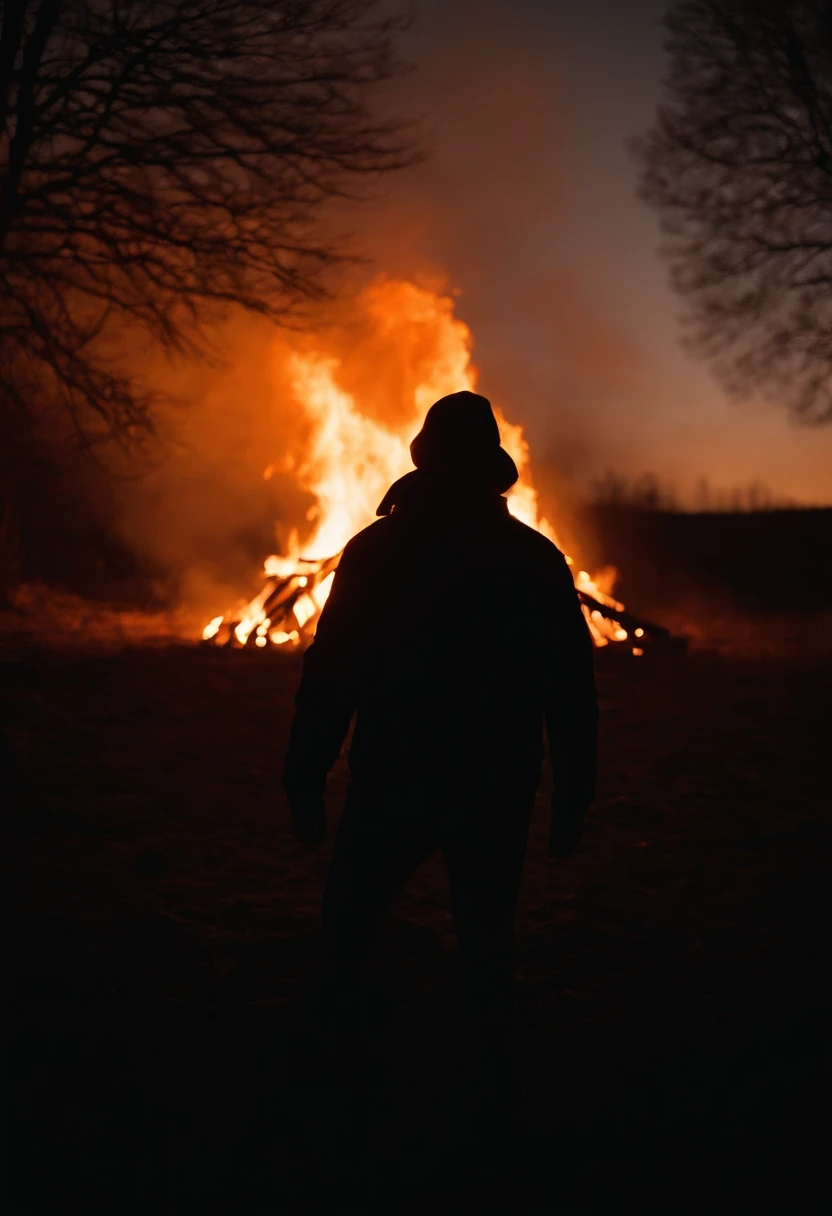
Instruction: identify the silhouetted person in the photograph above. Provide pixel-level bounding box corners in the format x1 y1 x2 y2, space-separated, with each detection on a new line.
283 391 597 1165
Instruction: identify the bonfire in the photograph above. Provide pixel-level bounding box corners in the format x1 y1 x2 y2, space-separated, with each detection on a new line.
202 279 673 655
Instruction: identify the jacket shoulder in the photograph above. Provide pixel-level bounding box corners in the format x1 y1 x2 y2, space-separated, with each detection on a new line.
505 515 570 570
338 517 396 565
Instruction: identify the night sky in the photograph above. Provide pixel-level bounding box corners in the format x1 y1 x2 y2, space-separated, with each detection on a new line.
360 0 832 504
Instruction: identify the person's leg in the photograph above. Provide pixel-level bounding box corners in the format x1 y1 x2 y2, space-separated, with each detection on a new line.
442 800 530 1028
441 799 531 1159
310 781 437 1061
293 786 436 1202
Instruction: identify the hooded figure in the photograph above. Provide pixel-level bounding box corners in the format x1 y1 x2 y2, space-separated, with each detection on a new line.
283 390 597 1101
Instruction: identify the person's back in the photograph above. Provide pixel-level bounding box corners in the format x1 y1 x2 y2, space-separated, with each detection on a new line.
286 465 596 808
283 392 597 1136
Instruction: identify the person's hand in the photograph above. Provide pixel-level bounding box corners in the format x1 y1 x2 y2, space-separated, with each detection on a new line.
549 805 588 858
287 789 326 845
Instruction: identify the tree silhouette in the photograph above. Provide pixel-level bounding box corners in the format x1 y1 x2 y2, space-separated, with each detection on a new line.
0 0 415 451
636 0 832 424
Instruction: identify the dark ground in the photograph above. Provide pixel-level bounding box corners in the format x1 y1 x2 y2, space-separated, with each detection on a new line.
2 640 831 1213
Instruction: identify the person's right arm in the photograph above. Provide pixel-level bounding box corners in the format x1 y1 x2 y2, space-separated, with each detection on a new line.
541 549 598 857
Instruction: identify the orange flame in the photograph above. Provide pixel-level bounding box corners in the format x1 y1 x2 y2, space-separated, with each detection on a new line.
206 277 627 649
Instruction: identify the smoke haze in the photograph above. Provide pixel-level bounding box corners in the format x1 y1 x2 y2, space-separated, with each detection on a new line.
110 0 832 608
364 0 832 500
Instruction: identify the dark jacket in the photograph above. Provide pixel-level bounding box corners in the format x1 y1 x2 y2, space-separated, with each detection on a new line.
283 470 597 815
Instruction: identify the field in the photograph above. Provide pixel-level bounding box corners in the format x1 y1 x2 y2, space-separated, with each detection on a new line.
3 628 830 1213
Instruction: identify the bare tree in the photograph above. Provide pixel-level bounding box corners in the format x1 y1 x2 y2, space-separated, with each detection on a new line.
0 0 416 450
635 0 832 423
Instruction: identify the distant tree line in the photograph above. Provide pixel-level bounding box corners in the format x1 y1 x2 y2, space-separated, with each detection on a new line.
590 469 802 513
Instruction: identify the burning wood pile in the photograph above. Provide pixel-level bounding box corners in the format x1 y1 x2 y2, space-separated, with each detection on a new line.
202 554 340 651
200 278 682 658
201 550 678 656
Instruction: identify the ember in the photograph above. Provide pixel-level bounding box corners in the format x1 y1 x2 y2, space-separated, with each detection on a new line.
202 278 673 655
